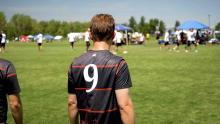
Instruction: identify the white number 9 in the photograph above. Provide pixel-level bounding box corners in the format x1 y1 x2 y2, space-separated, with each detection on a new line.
83 64 98 92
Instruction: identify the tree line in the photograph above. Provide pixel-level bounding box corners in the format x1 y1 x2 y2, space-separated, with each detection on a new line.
1 11 219 40
0 12 166 40
0 12 90 40
128 16 167 35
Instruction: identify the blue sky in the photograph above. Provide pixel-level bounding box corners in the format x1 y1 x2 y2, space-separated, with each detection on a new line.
0 0 220 28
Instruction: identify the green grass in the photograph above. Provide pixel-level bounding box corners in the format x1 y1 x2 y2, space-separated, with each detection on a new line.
2 40 220 124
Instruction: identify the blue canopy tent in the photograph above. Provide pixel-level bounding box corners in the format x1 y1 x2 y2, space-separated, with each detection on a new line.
44 34 54 41
177 20 209 30
115 24 132 45
115 24 132 31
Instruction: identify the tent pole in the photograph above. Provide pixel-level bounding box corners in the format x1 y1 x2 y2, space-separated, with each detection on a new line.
125 30 128 45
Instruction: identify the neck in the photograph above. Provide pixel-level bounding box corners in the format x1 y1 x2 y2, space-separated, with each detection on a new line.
92 41 111 51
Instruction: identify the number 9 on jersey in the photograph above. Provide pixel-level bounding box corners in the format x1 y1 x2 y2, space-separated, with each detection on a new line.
83 64 98 93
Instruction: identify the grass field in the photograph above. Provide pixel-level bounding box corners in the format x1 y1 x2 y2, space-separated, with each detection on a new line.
1 39 220 124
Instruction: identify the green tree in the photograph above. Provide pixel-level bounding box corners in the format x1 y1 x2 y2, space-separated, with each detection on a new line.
128 16 137 31
149 18 159 34
174 20 180 29
139 16 146 34
5 22 15 40
69 21 89 32
9 14 35 36
144 23 150 34
215 22 220 30
39 21 49 34
45 20 61 35
31 19 40 34
159 20 166 35
0 11 7 31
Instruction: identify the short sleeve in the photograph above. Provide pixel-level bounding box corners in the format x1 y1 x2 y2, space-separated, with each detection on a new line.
5 63 21 95
114 60 132 90
68 63 76 94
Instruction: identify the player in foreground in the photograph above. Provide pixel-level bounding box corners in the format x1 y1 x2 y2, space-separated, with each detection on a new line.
68 14 135 124
0 58 23 124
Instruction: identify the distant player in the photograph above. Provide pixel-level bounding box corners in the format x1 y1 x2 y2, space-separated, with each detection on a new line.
37 33 43 51
0 32 2 52
67 32 76 49
173 29 181 52
115 30 128 54
0 31 6 53
84 29 90 52
164 30 171 50
186 29 197 52
68 14 135 124
115 30 123 51
0 58 23 124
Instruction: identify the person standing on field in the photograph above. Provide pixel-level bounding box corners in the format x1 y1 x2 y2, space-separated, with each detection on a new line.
173 29 181 52
84 29 91 52
164 30 171 50
68 14 135 124
186 29 197 52
67 32 76 49
0 58 23 124
37 33 43 51
0 31 6 53
115 30 128 54
0 32 2 53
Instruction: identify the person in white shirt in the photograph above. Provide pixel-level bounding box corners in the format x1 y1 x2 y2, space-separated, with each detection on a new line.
115 30 127 54
115 30 123 50
0 31 7 53
173 29 181 52
164 31 170 44
67 32 75 49
84 29 90 52
37 33 43 51
164 30 171 50
139 34 145 46
186 29 197 52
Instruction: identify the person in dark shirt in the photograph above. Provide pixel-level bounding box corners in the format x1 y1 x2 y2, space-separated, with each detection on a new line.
68 14 135 124
0 32 2 53
0 58 23 124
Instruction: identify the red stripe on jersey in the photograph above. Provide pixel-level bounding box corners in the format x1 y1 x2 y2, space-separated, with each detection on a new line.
72 64 118 68
78 108 118 113
96 65 118 68
72 65 85 68
75 88 112 91
7 73 17 77
0 68 6 71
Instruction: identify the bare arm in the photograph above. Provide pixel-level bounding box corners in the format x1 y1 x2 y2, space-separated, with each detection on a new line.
68 94 79 124
116 88 135 124
8 94 23 124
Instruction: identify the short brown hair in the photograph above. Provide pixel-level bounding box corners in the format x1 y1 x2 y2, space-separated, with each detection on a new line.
90 14 115 42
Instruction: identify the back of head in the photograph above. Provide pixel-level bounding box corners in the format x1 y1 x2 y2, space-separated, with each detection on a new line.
90 14 115 42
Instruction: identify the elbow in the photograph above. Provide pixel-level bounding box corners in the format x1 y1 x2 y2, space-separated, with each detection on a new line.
119 103 130 112
118 100 133 112
10 101 22 112
68 99 77 109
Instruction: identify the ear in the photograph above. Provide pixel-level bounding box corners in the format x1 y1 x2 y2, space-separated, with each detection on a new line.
112 31 115 39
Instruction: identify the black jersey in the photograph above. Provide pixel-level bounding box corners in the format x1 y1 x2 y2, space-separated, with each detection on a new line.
0 59 20 123
68 50 132 124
